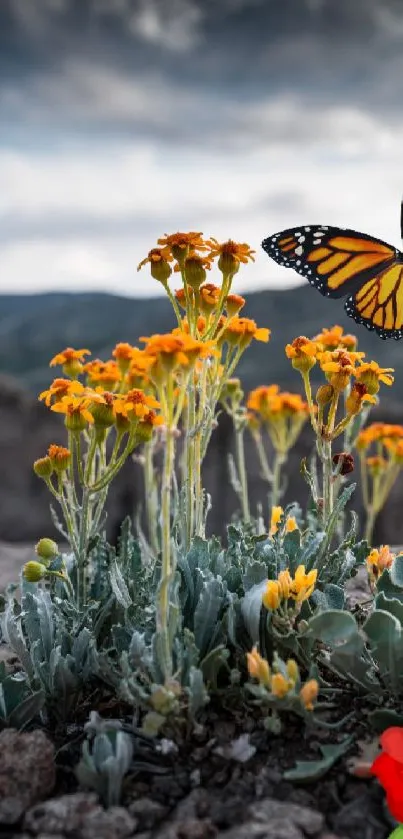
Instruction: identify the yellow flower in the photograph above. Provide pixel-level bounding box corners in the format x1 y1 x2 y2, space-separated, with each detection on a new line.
313 325 357 351
277 569 292 599
285 337 317 372
223 317 270 348
299 679 319 711
269 505 283 535
286 517 298 532
137 247 173 285
366 545 395 583
319 349 364 391
316 384 334 407
39 378 84 407
270 672 293 699
206 238 255 275
49 347 90 377
262 580 281 610
286 659 300 684
290 564 317 602
47 444 72 472
247 385 280 417
246 646 271 688
355 361 394 395
345 383 377 416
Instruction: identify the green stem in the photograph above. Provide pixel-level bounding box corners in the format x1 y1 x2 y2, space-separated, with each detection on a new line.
364 507 377 545
252 429 273 483
322 438 333 525
143 439 159 558
77 488 91 610
235 424 250 522
165 286 183 328
158 422 176 679
184 382 196 549
270 450 286 508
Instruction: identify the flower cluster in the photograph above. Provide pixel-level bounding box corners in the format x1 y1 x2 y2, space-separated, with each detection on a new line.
366 545 395 588
247 385 309 456
262 564 317 625
285 325 395 526
247 647 319 712
356 423 403 543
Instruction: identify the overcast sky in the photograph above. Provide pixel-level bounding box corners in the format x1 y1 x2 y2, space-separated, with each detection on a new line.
2 0 403 298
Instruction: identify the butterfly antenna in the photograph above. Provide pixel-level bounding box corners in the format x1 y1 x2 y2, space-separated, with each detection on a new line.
401 198 403 240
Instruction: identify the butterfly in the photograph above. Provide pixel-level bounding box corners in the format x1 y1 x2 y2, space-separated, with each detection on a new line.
262 203 403 340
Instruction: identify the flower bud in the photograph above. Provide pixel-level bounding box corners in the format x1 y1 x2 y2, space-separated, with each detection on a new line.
286 659 300 684
316 384 334 406
184 255 207 289
150 254 172 286
48 445 72 472
332 452 354 475
270 672 292 698
35 538 59 563
262 580 281 610
23 561 47 583
299 678 319 711
225 294 246 317
33 456 53 479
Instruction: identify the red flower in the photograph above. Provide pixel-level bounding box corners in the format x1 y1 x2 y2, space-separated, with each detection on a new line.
371 727 403 822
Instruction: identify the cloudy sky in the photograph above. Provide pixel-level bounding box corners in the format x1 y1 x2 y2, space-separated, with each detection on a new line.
2 0 403 298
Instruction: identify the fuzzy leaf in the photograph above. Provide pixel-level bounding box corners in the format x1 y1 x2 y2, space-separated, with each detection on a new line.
194 579 224 657
304 610 358 644
109 559 132 609
283 736 353 782
187 666 208 717
8 689 45 729
241 580 266 645
390 555 403 588
242 562 268 592
368 708 403 733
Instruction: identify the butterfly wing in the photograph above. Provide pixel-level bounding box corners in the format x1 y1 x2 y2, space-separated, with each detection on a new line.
345 264 403 340
262 225 396 299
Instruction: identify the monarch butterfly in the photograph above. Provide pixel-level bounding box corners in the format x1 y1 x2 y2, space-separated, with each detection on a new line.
262 202 403 340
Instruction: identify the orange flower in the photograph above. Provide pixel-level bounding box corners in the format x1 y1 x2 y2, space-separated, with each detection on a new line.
355 361 394 395
47 444 72 471
51 394 100 430
84 360 122 390
345 383 376 415
247 385 279 416
200 283 222 311
113 389 160 421
49 347 90 377
366 545 395 583
384 439 403 465
206 238 255 275
313 325 357 351
137 247 173 284
319 349 364 391
225 293 246 316
223 317 270 347
39 378 84 407
366 455 388 476
157 232 209 264
285 337 317 372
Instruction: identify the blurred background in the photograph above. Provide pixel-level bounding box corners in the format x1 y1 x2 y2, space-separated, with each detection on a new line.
2 0 403 551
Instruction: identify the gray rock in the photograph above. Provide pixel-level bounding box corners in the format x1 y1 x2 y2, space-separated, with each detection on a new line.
217 820 305 839
24 792 137 838
128 797 169 830
0 729 55 824
250 798 324 835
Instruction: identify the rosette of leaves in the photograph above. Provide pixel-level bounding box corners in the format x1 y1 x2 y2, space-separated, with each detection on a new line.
0 662 44 730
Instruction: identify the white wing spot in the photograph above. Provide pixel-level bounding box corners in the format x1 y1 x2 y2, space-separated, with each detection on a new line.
295 245 303 256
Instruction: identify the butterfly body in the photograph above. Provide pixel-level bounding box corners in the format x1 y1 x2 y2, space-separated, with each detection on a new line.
262 223 403 340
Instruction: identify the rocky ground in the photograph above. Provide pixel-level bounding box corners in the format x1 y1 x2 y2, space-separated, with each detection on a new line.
0 543 395 839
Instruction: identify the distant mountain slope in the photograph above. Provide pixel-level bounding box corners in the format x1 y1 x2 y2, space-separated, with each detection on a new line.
1 287 402 399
